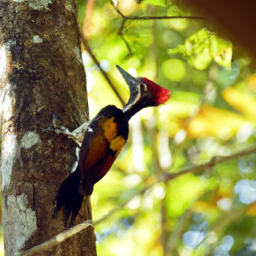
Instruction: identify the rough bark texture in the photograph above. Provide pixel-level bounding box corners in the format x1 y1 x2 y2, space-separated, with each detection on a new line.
0 0 97 255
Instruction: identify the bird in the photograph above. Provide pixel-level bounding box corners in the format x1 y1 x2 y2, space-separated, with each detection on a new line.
53 65 170 226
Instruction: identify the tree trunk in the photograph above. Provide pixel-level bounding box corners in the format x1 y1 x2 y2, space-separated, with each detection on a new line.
0 0 97 255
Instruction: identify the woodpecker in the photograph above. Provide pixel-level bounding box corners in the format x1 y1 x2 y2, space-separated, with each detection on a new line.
53 65 170 226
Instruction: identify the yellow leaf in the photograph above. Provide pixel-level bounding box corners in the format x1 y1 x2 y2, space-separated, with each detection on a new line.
222 87 256 119
187 105 253 139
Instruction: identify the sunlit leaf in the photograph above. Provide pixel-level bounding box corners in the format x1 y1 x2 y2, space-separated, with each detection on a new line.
211 36 232 68
222 87 256 119
143 0 167 7
168 29 232 70
248 73 256 92
187 105 253 139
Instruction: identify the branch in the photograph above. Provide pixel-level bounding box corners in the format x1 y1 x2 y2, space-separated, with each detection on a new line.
20 146 256 254
120 34 133 58
124 15 204 20
20 220 93 256
162 146 256 182
110 1 204 20
195 205 249 250
116 18 133 58
94 146 256 225
110 0 204 55
80 34 126 107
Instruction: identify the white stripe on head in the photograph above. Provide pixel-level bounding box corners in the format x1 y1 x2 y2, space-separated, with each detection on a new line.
122 85 141 113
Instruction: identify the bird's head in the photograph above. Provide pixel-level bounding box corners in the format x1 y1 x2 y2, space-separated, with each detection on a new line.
116 65 170 120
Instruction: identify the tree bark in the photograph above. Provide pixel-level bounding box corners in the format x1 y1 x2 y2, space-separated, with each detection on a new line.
0 0 97 255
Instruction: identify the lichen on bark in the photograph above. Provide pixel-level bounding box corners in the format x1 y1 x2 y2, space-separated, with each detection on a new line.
3 194 37 256
0 0 96 255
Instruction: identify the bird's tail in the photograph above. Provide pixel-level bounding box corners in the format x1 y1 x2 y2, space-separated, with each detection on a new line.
53 167 84 226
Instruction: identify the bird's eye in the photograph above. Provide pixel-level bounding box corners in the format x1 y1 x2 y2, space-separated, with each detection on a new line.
141 83 147 92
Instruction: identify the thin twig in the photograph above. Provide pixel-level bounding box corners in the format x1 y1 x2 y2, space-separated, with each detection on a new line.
117 18 133 58
20 220 93 256
125 15 204 20
195 205 249 250
20 146 256 254
117 17 127 35
120 35 133 58
111 0 124 18
110 1 204 21
80 34 126 107
94 146 256 226
110 0 204 56
162 146 256 182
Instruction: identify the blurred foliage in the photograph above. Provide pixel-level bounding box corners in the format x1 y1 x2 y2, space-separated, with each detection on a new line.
79 0 256 255
78 0 256 255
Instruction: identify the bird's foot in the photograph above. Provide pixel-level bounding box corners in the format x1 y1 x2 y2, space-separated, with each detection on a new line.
43 121 91 147
42 125 82 147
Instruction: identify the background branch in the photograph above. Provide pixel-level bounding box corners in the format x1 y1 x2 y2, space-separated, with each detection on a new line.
110 1 203 20
19 147 256 253
80 35 126 107
110 0 204 55
94 146 256 225
21 221 93 256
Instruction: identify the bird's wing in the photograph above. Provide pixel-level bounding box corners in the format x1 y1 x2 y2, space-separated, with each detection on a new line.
82 132 109 170
93 135 126 183
78 115 127 195
81 116 119 169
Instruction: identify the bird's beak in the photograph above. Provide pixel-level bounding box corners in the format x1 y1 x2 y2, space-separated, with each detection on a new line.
116 65 140 97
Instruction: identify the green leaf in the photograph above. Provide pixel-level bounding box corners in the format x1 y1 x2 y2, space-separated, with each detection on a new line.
168 29 232 69
211 36 232 68
143 0 167 7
